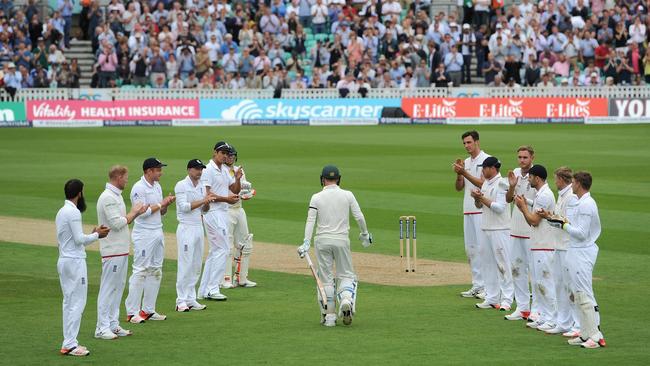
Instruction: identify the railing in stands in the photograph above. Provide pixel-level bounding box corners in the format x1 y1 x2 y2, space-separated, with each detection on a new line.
1 86 649 101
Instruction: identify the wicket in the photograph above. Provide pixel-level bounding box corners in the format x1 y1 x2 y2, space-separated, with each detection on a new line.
399 216 417 272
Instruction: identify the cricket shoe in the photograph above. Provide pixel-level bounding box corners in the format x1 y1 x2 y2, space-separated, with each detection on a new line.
526 312 540 323
323 314 337 327
537 322 556 332
94 330 118 340
221 280 235 289
526 319 545 329
112 327 133 337
504 310 528 321
568 337 589 346
562 329 581 338
340 299 353 326
204 292 228 301
475 301 499 309
140 310 166 320
188 302 207 311
543 326 570 335
460 287 481 298
126 314 146 324
498 303 511 312
60 345 90 356
236 279 257 288
176 304 190 312
475 289 486 300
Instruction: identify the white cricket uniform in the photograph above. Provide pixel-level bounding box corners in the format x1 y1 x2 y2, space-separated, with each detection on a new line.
56 200 99 350
462 150 490 289
509 168 536 312
479 173 513 306
529 183 557 324
174 176 206 307
564 191 602 336
198 159 235 297
304 184 368 315
225 165 253 285
95 183 131 335
552 184 579 330
125 176 165 316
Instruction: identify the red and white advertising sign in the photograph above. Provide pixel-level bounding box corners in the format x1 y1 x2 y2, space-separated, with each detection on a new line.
402 98 608 119
27 99 199 121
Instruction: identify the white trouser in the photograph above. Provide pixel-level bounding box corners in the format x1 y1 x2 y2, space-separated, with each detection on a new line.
176 223 205 306
198 210 229 297
125 227 164 315
531 250 556 324
483 230 514 305
509 236 531 312
553 250 573 330
463 214 484 289
58 257 87 349
96 254 128 334
567 244 600 331
225 206 251 281
315 236 357 315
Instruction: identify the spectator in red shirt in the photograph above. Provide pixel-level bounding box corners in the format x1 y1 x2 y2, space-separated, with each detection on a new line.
594 41 610 69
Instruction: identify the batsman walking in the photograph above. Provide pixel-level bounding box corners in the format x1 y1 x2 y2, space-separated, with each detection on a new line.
298 165 372 327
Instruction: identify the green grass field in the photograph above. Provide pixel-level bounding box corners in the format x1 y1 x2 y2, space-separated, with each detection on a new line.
1 125 649 364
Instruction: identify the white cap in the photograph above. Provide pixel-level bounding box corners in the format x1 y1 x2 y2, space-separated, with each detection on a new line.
450 22 457 27
561 78 569 84
496 23 503 29
590 72 598 77
463 23 470 29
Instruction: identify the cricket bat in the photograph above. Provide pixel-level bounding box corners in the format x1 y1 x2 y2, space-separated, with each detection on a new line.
304 252 328 311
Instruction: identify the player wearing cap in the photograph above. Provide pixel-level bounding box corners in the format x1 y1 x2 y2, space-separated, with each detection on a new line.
514 165 557 331
540 171 606 349
95 166 146 340
198 142 242 301
174 159 215 312
471 157 513 310
56 179 110 356
124 158 175 323
222 146 257 289
542 167 578 335
453 130 490 299
504 146 536 321
297 165 372 327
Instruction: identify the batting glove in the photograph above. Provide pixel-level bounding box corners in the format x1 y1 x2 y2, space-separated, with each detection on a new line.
297 239 311 258
547 216 568 230
359 232 373 248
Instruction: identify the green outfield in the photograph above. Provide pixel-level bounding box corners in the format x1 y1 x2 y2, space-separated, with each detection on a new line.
0 125 649 364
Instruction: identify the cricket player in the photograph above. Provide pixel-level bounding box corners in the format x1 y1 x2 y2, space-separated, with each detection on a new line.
542 167 578 335
223 146 257 288
175 159 214 312
125 158 175 323
56 179 109 356
514 165 557 331
470 157 513 310
541 171 606 349
453 130 490 299
297 165 372 327
95 166 146 340
504 146 536 321
198 142 242 301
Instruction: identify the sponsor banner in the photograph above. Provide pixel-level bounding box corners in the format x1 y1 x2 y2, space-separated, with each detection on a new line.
587 116 650 124
104 120 138 127
242 119 276 125
516 117 584 124
450 87 487 98
27 100 199 121
71 88 113 101
200 98 400 120
402 98 608 119
379 117 412 124
411 118 447 125
446 117 516 125
0 120 30 127
33 120 103 128
0 102 27 121
172 119 241 127
309 118 378 126
608 98 650 120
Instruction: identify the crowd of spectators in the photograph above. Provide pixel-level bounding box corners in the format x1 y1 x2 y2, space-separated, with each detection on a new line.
2 0 650 96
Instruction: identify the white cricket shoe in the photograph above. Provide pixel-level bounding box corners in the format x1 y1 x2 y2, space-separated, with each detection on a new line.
60 345 90 356
112 326 133 337
340 299 353 326
475 301 499 309
324 314 337 327
126 314 146 324
475 289 486 299
568 337 588 346
188 302 207 310
176 304 190 312
543 325 570 335
237 279 257 288
460 287 480 298
94 329 118 340
221 280 235 289
498 303 511 312
537 322 556 332
205 292 228 301
140 311 167 321
562 329 581 338
526 319 545 329
504 310 527 321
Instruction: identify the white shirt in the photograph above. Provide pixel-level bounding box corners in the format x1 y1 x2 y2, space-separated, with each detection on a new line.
304 184 368 240
202 159 235 212
530 183 556 250
463 150 490 214
175 175 206 226
97 183 130 257
56 200 99 259
564 192 601 249
510 168 536 238
552 184 578 251
480 173 510 230
311 4 328 24
130 176 164 230
228 165 251 209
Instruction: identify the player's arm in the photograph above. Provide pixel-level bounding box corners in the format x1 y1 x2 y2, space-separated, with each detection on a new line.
176 184 211 212
228 166 243 194
562 206 591 241
70 212 107 245
515 195 542 226
160 193 175 216
349 193 368 234
132 185 162 217
505 170 517 203
453 159 465 191
298 196 318 257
